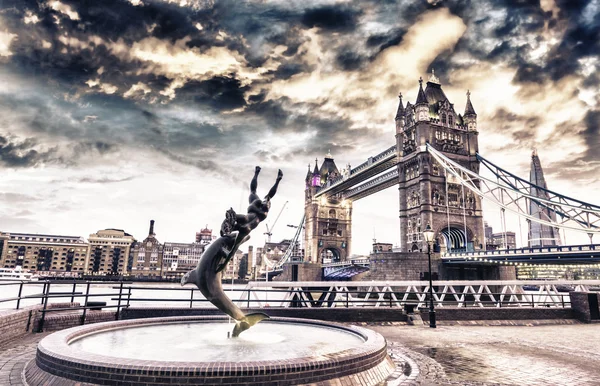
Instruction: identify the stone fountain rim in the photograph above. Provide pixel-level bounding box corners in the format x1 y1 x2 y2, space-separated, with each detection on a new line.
36 315 388 374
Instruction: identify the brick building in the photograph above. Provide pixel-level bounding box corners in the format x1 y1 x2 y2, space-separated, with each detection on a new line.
131 220 164 278
0 232 88 275
86 228 135 275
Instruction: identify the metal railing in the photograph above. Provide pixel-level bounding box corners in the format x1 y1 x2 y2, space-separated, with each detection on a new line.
445 244 600 258
2 280 598 325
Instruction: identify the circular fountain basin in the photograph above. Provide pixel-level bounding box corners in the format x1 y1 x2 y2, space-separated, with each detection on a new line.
28 316 394 386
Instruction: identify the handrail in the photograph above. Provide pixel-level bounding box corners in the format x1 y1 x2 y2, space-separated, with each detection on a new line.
0 280 595 316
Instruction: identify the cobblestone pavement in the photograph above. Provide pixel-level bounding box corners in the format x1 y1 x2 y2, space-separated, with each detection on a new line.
372 323 600 386
3 325 600 386
0 333 48 386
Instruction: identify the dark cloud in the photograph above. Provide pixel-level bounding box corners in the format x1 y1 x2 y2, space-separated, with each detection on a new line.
0 0 597 182
177 76 248 111
301 6 361 31
335 49 366 71
0 134 58 168
580 109 600 160
270 62 314 80
366 28 407 53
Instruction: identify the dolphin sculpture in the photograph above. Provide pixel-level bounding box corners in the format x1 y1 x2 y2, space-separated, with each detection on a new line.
181 232 269 337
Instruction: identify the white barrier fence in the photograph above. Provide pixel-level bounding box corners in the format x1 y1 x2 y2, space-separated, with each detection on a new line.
241 280 600 309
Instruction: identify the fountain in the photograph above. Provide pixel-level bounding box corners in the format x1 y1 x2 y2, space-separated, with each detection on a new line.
25 167 396 385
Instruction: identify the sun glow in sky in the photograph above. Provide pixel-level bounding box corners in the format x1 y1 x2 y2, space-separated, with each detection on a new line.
0 0 598 253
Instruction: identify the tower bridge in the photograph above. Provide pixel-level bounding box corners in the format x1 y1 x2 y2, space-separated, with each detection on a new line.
272 70 600 282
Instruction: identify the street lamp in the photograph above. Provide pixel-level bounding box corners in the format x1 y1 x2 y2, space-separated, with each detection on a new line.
423 223 436 328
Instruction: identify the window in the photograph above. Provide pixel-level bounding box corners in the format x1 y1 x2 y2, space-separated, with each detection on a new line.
449 115 454 127
441 112 446 125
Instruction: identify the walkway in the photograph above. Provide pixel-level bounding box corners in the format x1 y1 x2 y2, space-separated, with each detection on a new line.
0 333 49 386
372 322 600 385
2 323 599 385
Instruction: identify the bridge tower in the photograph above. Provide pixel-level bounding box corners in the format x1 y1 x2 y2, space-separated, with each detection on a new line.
397 71 484 253
304 154 352 263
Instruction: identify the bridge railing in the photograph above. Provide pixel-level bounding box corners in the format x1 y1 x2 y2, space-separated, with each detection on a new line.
244 280 598 309
316 145 397 194
444 244 600 258
2 280 597 314
349 145 397 176
345 169 399 197
322 258 370 268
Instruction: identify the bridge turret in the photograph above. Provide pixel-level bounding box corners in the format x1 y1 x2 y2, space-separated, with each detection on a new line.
415 77 429 122
395 92 405 133
311 159 320 187
463 90 477 131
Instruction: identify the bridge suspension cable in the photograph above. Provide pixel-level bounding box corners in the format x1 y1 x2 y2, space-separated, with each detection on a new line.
425 144 600 236
272 214 305 269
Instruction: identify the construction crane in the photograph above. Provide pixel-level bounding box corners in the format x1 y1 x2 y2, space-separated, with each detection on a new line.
264 201 288 242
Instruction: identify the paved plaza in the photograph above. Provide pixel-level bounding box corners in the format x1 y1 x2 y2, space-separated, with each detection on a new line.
372 322 600 386
1 323 599 385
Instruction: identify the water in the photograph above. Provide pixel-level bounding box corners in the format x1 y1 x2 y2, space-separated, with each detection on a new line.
68 321 364 362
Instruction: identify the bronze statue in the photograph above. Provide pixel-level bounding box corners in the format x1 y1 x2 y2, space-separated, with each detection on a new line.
181 167 283 337
217 166 282 272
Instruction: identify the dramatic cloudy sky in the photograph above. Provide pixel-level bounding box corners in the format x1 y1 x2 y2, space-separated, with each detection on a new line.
0 0 598 253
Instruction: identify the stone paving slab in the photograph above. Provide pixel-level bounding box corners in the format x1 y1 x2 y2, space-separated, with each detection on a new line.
369 323 600 386
3 323 600 386
0 332 49 386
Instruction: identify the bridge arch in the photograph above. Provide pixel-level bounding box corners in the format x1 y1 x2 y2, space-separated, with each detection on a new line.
439 226 472 252
320 247 341 264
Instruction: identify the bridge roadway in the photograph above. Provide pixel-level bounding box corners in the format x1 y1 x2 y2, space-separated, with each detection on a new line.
318 245 600 279
442 244 600 264
314 145 397 199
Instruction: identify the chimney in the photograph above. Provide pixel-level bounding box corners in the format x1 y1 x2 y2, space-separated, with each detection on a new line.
149 220 155 236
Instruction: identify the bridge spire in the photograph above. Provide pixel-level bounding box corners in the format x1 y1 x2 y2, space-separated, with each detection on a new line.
464 90 477 116
311 159 320 187
395 92 405 120
305 163 312 184
395 92 405 132
416 77 427 105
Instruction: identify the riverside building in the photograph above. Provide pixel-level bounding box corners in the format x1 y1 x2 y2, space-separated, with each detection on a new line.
0 232 88 275
131 220 164 278
86 228 136 275
162 241 205 279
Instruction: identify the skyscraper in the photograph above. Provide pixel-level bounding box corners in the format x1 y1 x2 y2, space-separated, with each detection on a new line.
528 150 561 247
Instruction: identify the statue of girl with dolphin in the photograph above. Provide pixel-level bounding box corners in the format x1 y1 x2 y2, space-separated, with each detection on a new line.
181 166 283 337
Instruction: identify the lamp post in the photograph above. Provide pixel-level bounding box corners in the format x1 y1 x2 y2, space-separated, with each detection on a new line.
423 223 436 328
